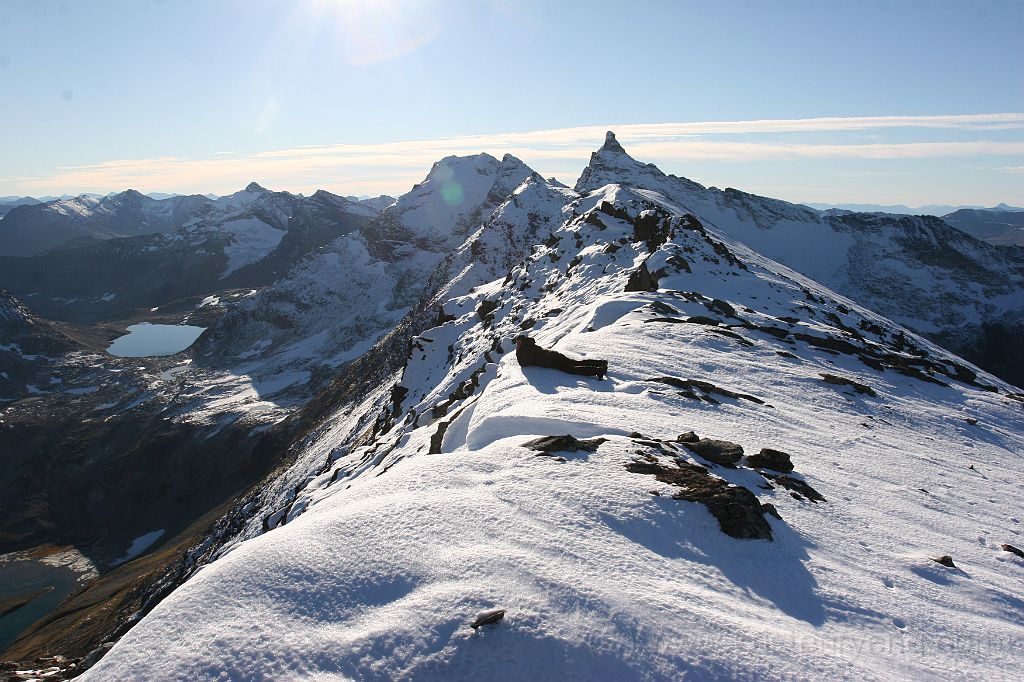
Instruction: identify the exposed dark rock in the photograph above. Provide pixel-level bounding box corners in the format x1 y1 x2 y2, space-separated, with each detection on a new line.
681 438 744 467
1001 544 1024 558
521 434 607 453
746 448 794 473
796 333 862 356
964 417 978 425
820 373 878 396
476 299 499 322
706 327 755 346
597 200 631 221
765 474 826 502
706 298 736 318
625 458 773 540
676 431 699 443
582 210 608 230
932 555 956 568
761 503 783 520
624 261 659 292
434 306 456 326
859 319 883 335
428 419 449 455
748 324 791 339
646 377 764 404
686 316 721 326
471 608 506 629
534 453 567 462
389 385 409 418
632 210 671 250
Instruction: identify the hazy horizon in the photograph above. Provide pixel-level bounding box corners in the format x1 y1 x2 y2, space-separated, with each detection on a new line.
2 0 1022 205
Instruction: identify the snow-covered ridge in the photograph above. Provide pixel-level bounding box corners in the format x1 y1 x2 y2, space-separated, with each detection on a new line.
575 133 1024 388
86 136 1024 680
192 153 539 389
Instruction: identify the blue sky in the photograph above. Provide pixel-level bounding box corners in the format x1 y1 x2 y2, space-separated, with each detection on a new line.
1 0 1021 205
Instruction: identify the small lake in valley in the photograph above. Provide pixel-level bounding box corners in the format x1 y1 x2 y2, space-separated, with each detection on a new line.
107 323 206 357
0 558 83 652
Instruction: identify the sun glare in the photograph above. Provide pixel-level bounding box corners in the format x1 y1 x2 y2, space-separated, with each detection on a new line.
306 0 442 65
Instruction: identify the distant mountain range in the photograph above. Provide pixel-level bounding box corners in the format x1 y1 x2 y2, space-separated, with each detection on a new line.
940 207 1024 246
0 186 395 323
804 201 1024 216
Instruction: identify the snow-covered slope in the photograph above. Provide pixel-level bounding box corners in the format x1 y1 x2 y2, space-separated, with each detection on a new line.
0 189 212 256
0 185 380 323
575 133 1024 388
192 154 539 390
85 137 1024 681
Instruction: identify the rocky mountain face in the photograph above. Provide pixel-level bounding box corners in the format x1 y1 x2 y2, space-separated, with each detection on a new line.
0 289 79 401
0 190 212 257
191 153 540 391
941 207 1024 246
0 186 385 323
0 196 41 219
81 134 1024 681
573 133 1024 389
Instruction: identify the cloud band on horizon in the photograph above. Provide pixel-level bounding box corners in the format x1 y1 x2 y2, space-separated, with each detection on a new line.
4 113 1023 202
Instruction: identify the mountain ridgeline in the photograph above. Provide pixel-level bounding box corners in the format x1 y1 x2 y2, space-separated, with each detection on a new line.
0 134 1022 678
83 132 1024 680
0 186 393 323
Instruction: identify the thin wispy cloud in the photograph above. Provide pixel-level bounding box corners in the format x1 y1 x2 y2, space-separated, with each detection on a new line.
8 114 1024 197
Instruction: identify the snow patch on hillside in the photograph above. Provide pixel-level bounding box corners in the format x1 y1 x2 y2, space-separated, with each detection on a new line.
219 218 285 276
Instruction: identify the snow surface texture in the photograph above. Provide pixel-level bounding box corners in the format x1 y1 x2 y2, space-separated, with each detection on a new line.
87 134 1024 681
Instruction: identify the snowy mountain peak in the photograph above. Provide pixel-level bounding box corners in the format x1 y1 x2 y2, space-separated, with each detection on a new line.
244 181 269 193
380 152 535 248
424 153 499 182
600 129 626 153
112 188 146 202
574 129 680 196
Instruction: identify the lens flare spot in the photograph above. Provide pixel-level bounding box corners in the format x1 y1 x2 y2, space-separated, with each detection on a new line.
441 182 464 206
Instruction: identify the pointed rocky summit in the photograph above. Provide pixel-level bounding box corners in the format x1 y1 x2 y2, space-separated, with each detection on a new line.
600 130 627 154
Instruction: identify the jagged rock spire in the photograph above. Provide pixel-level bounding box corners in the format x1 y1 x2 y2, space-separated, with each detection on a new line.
600 130 626 154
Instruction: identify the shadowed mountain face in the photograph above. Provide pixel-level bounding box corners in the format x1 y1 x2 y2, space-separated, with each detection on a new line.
0 289 80 400
0 190 213 257
941 207 1024 247
191 153 538 379
0 187 388 323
